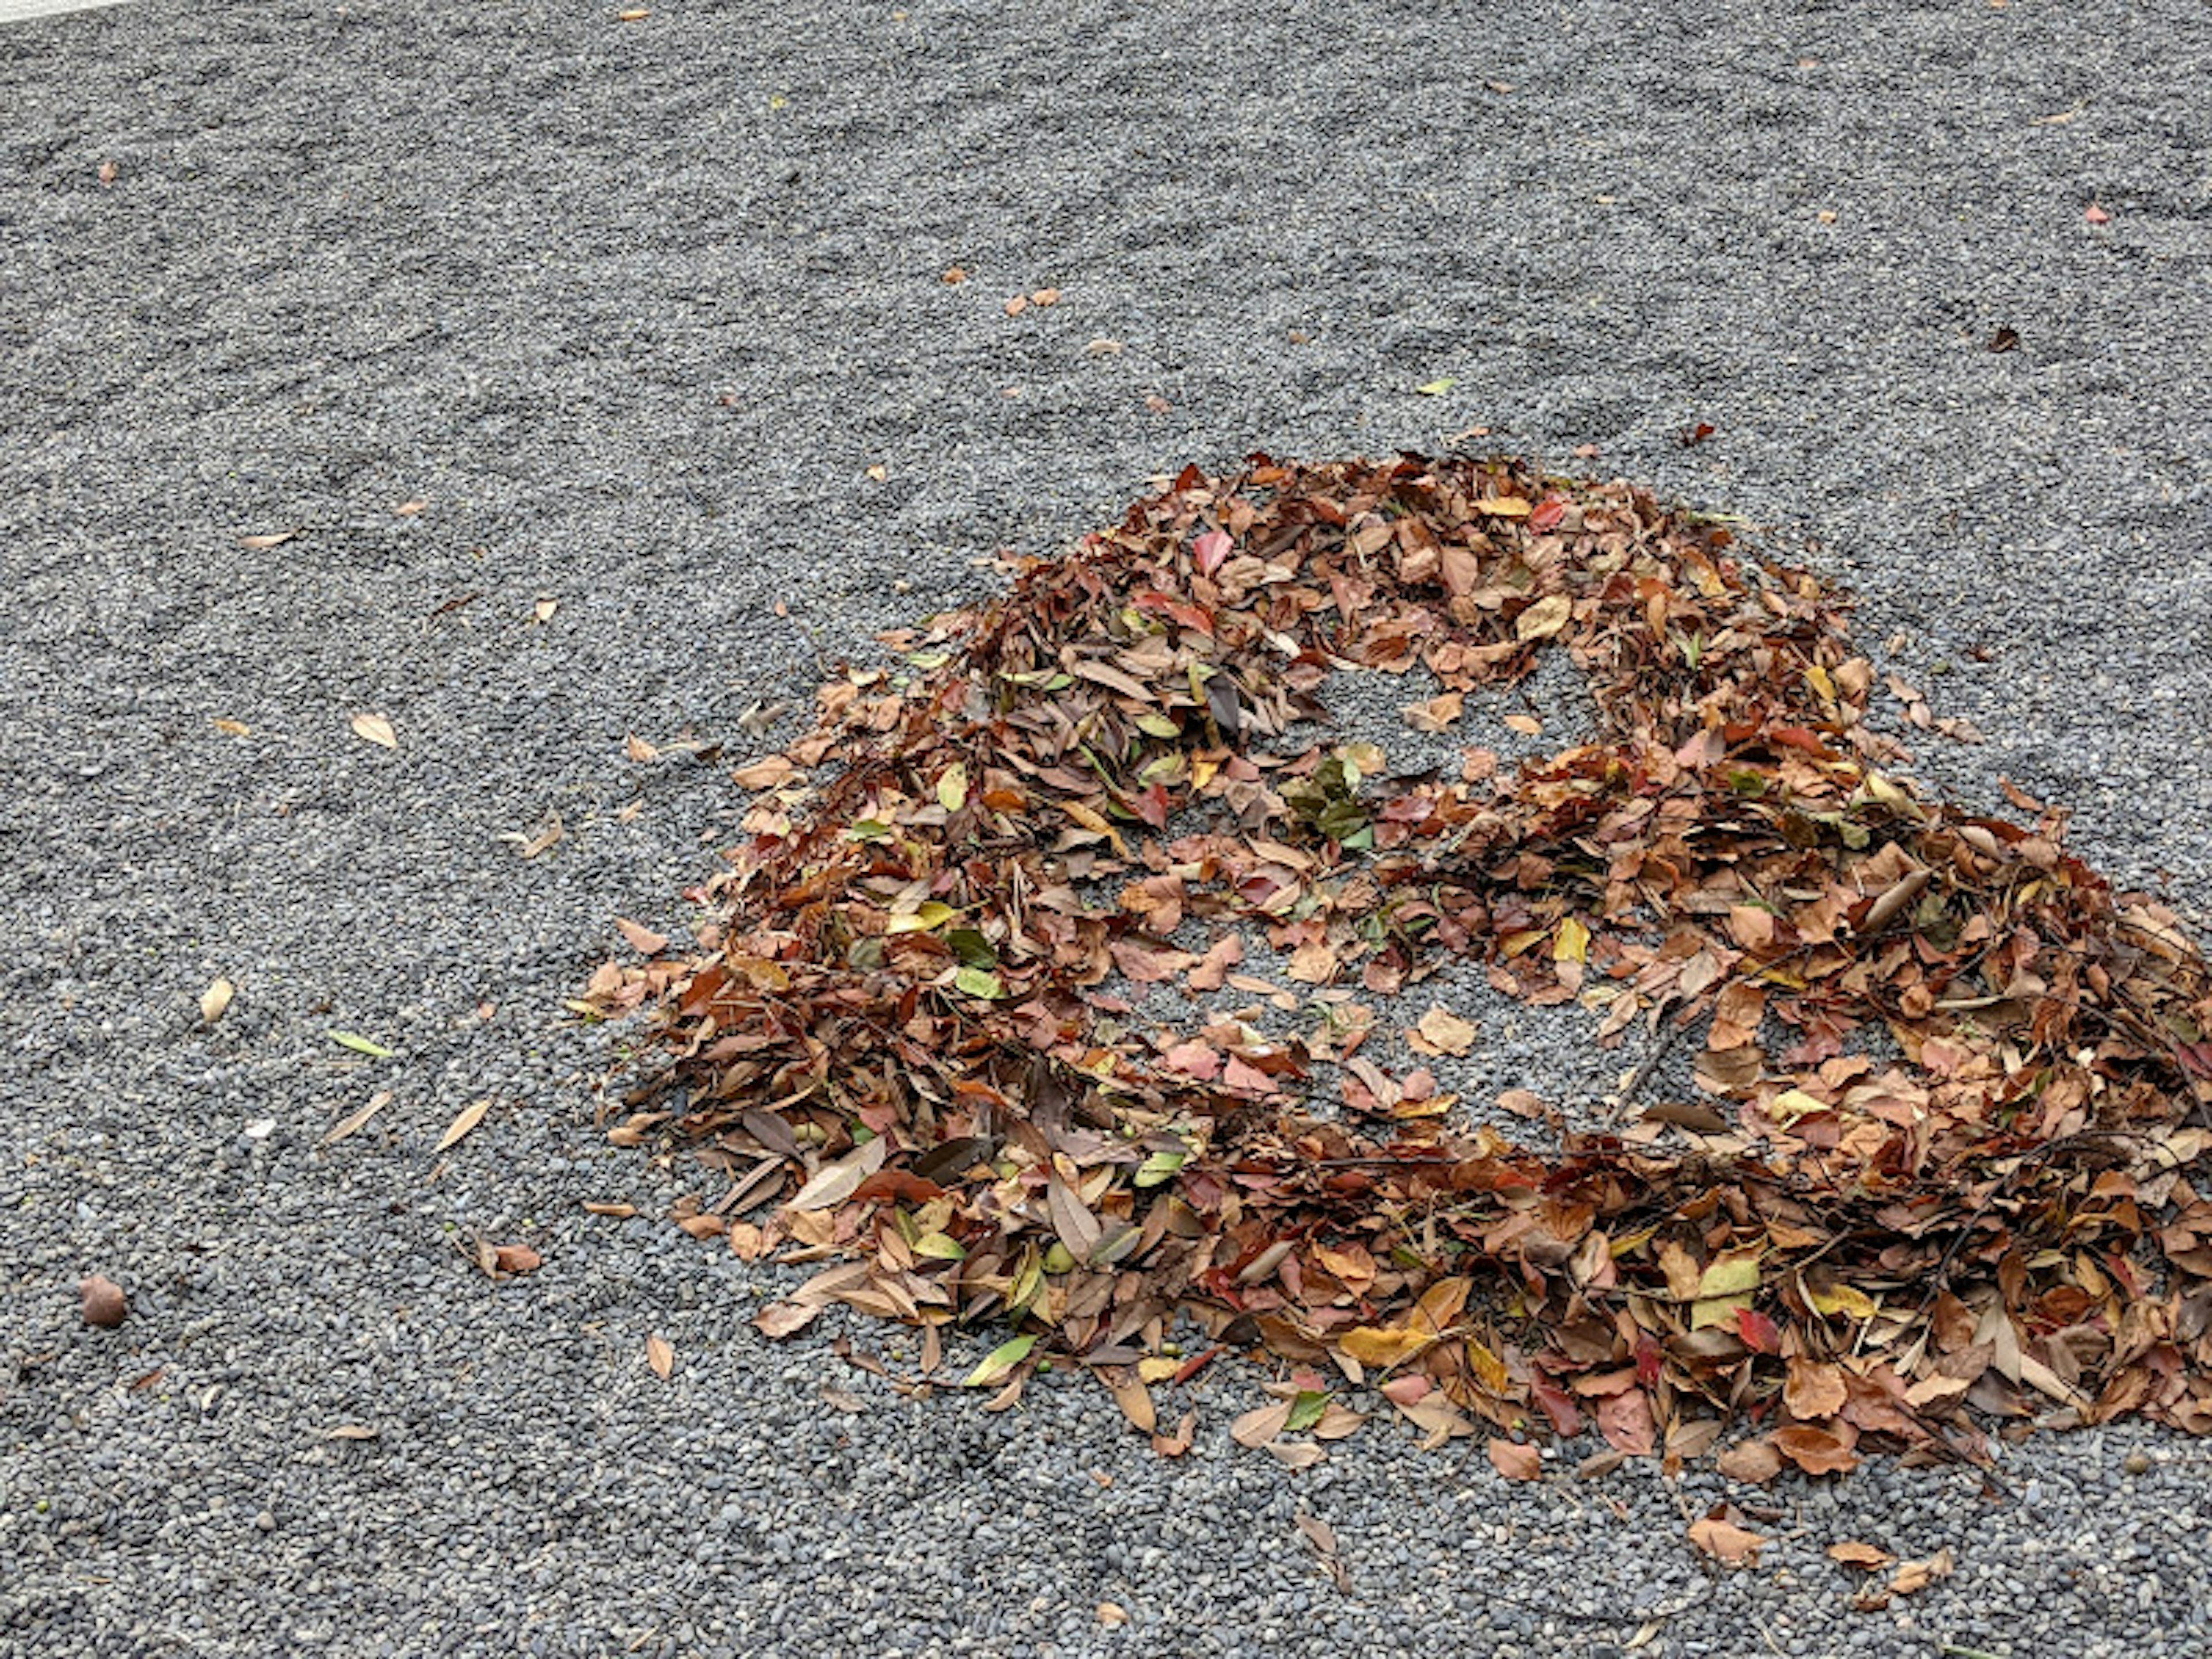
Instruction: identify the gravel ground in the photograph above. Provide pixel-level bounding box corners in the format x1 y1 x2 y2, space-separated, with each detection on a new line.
4 1 2210 1655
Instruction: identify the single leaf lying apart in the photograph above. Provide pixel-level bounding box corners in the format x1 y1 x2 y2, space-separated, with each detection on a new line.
583 453 2212 1475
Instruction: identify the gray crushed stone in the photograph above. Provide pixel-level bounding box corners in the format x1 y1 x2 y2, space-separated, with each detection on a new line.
3 1 2210 1656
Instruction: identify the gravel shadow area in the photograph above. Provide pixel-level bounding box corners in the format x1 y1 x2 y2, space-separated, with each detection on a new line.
3 2 2209 1655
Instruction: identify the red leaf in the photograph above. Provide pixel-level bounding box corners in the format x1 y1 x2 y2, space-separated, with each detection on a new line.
1737 1306 1782 1355
1527 495 1567 534
2085 203 2111 225
1134 782 1171 828
1634 1332 1664 1388
1194 529 1232 575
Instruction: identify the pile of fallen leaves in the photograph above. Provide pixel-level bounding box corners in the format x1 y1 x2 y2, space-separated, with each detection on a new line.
585 453 2212 1483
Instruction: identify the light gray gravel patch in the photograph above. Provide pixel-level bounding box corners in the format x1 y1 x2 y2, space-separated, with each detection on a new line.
5 0 2211 1655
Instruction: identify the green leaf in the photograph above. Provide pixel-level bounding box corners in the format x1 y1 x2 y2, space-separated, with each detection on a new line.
1416 376 1457 396
946 927 998 967
1134 713 1180 740
844 818 892 842
953 965 1005 1000
963 1334 1036 1388
1285 1389 1331 1433
328 1031 394 1058
912 1231 967 1262
1134 1149 1187 1187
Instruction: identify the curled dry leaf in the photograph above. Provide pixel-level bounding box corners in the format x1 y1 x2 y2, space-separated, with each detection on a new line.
1827 1540 1896 1571
491 1243 543 1275
646 1334 674 1379
200 978 235 1023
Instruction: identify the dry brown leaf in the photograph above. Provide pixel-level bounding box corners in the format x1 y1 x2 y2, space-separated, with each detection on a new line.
200 978 235 1023
615 918 669 955
349 712 397 750
1687 1512 1767 1566
393 499 427 517
1487 1437 1543 1482
1827 1540 1896 1571
1106 1373 1156 1434
321 1092 391 1146
1715 1437 1783 1484
436 1097 491 1152
238 531 297 550
646 1333 674 1379
1410 1006 1478 1057
212 718 252 737
1231 1399 1294 1448
491 1243 543 1275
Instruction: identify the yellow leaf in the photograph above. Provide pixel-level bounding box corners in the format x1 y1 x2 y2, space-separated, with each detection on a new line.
1137 1356 1181 1384
886 901 956 935
350 712 398 749
212 718 252 737
1695 1251 1763 1300
1805 663 1836 702
1808 1281 1878 1320
1768 1088 1826 1124
1554 916 1590 963
1514 593 1573 641
1475 496 1533 518
646 1334 674 1379
437 1097 491 1152
1339 1325 1433 1368
199 978 235 1022
937 764 968 812
1464 1338 1510 1396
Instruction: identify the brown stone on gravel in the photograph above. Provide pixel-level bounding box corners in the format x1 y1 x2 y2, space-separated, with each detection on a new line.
80 1274 127 1328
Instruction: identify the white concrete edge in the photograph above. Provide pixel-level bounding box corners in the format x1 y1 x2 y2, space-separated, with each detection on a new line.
1 0 143 24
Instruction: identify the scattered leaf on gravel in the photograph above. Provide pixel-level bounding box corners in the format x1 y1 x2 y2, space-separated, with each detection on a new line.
963 1333 1036 1388
1487 1438 1543 1481
491 1243 543 1275
436 1097 491 1151
1687 1509 1767 1566
200 978 235 1023
615 918 669 955
349 712 397 749
321 1091 391 1146
1415 377 1456 395
327 1031 393 1058
646 1334 674 1378
238 531 296 550
1411 1006 1478 1057
324 1424 379 1441
212 718 252 737
1827 1540 1896 1571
